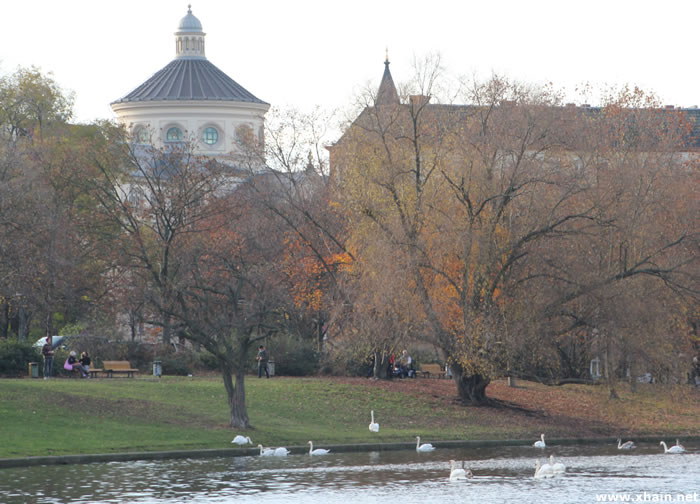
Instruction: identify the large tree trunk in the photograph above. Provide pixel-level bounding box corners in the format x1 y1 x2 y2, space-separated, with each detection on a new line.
454 371 490 405
18 306 30 341
372 350 390 379
162 314 172 345
222 365 249 428
0 301 9 339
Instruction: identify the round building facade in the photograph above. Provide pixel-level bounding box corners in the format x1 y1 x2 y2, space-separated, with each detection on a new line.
111 6 269 159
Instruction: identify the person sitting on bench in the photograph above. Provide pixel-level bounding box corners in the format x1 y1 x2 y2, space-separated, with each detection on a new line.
65 351 89 378
79 351 91 376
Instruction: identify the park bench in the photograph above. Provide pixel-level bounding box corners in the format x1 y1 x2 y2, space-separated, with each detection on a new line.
101 360 139 378
87 367 104 378
419 363 446 379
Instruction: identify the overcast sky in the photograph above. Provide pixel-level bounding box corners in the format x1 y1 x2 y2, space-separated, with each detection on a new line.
2 0 698 124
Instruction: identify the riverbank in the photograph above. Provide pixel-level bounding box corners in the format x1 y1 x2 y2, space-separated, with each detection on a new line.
1 375 697 459
5 435 699 469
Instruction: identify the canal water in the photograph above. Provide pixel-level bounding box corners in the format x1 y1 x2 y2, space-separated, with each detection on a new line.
1 442 697 503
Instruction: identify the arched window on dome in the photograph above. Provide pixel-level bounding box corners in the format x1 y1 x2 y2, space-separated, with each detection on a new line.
202 127 219 145
134 127 150 144
166 127 183 142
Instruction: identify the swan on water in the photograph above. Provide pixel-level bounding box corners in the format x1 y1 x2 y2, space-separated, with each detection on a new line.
308 441 331 456
675 439 686 451
549 455 566 474
257 444 275 456
273 447 290 456
416 436 435 452
533 433 546 448
534 459 554 479
660 441 685 454
617 438 636 450
448 460 472 481
369 410 379 432
232 435 252 446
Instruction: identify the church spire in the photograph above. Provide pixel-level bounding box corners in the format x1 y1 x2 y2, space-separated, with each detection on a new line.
376 49 400 105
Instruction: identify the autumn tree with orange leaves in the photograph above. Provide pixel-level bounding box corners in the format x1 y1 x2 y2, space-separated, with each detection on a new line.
333 61 699 404
234 106 354 354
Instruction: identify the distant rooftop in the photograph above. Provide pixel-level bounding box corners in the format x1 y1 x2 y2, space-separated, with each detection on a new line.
112 6 267 106
177 5 203 32
112 59 267 105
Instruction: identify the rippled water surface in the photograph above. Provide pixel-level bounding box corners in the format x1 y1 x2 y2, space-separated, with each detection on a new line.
1 442 697 503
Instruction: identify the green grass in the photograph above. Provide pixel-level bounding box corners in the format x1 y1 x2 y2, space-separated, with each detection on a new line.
0 376 518 458
2 375 697 458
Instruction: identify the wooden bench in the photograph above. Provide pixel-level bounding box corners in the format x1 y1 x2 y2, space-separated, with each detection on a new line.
101 361 139 378
419 363 446 379
87 367 104 378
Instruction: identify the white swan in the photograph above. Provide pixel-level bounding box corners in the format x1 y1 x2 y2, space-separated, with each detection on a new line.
416 436 435 452
273 447 290 456
660 441 685 454
534 459 554 479
308 441 330 456
617 438 636 450
448 460 472 481
257 444 274 456
675 439 686 451
533 433 546 448
549 455 566 474
232 435 252 446
369 410 379 433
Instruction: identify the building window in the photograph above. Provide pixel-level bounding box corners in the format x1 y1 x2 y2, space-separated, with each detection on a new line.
202 127 219 145
134 127 150 144
166 127 183 142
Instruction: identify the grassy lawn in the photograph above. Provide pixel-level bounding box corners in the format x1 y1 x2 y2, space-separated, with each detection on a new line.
1 375 698 458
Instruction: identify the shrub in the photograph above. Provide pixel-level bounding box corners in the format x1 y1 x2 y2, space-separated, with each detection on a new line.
320 342 377 377
125 341 160 370
197 350 219 371
0 339 41 377
160 357 191 376
269 335 320 376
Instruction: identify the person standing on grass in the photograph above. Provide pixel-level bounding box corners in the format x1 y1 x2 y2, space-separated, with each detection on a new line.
42 335 55 379
257 345 269 378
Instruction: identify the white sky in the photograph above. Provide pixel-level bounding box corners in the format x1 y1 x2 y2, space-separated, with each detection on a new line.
2 0 698 124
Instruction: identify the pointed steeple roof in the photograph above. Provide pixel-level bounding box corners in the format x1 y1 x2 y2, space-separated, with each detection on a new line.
376 50 400 105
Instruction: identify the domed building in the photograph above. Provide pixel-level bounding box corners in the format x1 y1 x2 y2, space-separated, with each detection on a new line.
111 5 269 158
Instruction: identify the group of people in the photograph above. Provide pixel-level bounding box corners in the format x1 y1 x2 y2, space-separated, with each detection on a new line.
367 349 416 378
41 335 92 379
393 350 415 378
